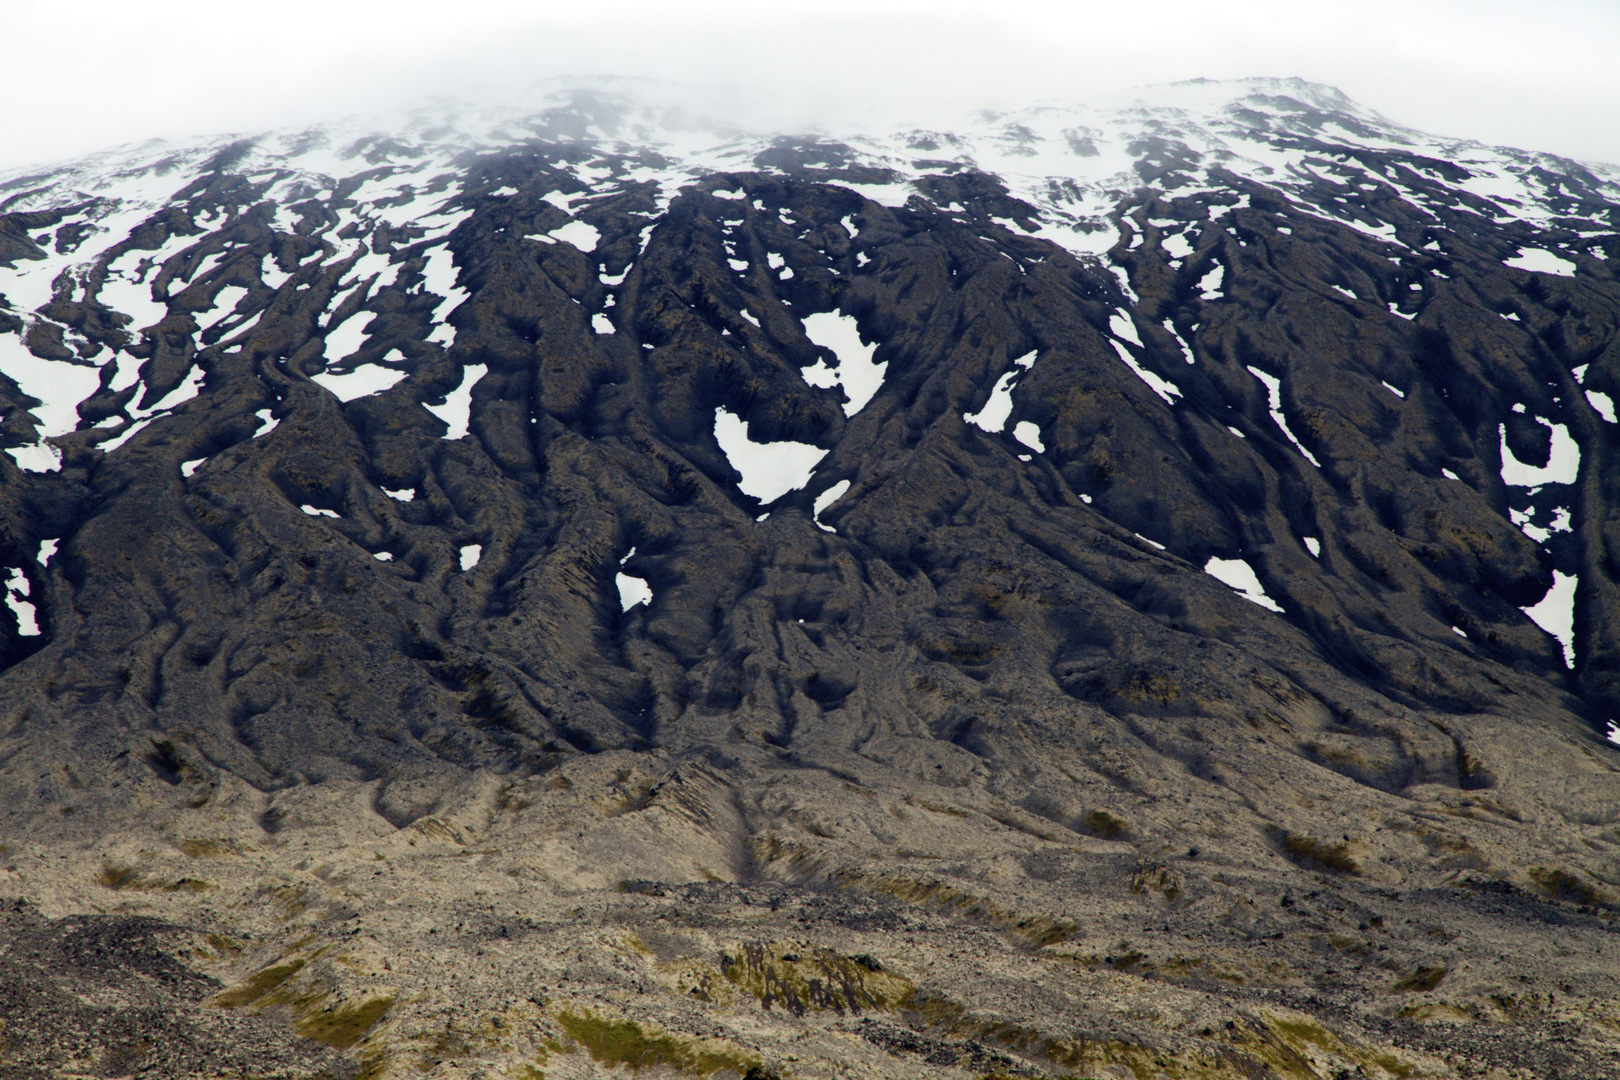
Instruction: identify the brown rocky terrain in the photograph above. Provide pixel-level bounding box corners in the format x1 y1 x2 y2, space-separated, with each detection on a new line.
1 81 1618 1079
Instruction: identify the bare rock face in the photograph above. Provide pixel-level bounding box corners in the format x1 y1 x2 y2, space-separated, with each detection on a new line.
1 80 1618 1079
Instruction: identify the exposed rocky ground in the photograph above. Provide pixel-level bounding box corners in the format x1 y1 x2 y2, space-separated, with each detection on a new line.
1 79 1619 1079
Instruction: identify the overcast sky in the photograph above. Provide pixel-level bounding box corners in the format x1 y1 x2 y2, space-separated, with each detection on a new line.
4 0 1618 172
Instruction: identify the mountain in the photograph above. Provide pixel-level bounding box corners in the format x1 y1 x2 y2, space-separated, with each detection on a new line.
2 76 1619 1080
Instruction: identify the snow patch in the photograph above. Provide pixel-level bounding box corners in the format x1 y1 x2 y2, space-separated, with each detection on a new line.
1161 232 1194 260
459 544 482 571
539 219 601 251
813 479 851 533
300 504 340 519
1204 556 1284 613
615 545 652 610
964 370 1020 433
1247 366 1321 468
1505 247 1576 277
713 407 828 503
4 568 39 636
1498 421 1579 486
1302 537 1321 557
427 363 487 439
181 458 205 477
800 310 886 416
323 310 375 360
1109 339 1180 405
1012 421 1045 453
0 328 102 439
1522 570 1576 667
197 285 249 330
313 363 407 402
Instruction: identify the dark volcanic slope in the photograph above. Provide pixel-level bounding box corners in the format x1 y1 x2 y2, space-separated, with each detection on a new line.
2 80 1620 1080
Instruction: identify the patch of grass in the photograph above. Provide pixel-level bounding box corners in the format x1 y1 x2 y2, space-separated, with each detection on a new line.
553 1009 760 1077
1529 865 1610 906
297 995 395 1049
213 959 307 1008
1079 809 1130 840
1391 966 1448 993
902 992 1422 1080
723 942 913 1016
750 833 826 878
657 958 735 1005
98 863 140 889
834 869 1078 947
179 837 249 857
1276 831 1360 874
96 863 212 892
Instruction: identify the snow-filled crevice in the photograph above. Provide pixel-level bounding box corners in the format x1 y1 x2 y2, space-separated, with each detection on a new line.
1247 366 1321 468
1108 314 1180 404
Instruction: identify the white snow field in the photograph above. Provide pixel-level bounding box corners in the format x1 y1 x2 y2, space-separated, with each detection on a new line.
713 408 828 503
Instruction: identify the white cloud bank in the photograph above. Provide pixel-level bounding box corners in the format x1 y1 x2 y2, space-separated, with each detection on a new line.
2 1 1618 170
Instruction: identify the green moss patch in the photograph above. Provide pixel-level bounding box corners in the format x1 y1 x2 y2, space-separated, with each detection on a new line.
1276 832 1360 874
213 959 307 1008
298 995 395 1049
723 943 913 1015
1391 966 1448 993
554 1009 760 1076
832 869 1078 947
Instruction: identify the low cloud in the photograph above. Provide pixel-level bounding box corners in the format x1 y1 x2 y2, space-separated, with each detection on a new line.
4 0 1618 170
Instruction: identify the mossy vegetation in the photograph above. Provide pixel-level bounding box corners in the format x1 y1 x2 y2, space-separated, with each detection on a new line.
722 942 913 1015
297 995 395 1049
657 957 735 1005
179 837 250 857
1079 808 1131 840
213 959 307 1007
1529 865 1610 906
1276 832 1360 874
97 863 215 892
832 868 1078 947
1392 966 1448 993
896 989 1424 1080
553 1009 761 1076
